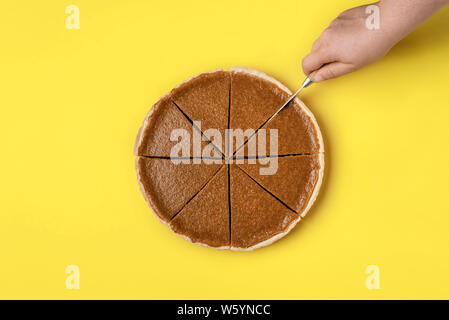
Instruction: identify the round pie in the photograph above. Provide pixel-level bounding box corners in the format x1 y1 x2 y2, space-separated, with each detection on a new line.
135 67 324 250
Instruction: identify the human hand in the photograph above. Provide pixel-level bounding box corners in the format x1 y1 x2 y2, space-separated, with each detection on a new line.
302 3 395 82
302 0 449 82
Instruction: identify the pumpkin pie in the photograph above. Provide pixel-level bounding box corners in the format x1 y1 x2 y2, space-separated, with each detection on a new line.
135 68 324 250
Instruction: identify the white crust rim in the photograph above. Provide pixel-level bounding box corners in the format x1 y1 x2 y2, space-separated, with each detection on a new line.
134 92 170 156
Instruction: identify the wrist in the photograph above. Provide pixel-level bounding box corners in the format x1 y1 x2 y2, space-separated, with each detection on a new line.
376 0 448 44
379 0 449 7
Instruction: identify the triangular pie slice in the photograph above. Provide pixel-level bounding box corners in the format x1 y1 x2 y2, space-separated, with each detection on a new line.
236 154 323 217
136 157 222 223
169 166 229 248
134 93 217 158
244 99 323 157
171 70 230 154
229 67 289 155
230 165 298 250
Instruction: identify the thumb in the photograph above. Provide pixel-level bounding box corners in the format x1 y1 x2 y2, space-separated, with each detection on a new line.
309 62 354 82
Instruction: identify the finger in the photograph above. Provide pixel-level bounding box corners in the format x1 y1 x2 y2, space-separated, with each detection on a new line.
310 62 354 82
302 49 335 76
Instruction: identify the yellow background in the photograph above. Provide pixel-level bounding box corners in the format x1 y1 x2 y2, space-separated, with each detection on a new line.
1 0 449 299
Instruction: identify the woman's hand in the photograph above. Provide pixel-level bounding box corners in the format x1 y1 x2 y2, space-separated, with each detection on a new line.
302 0 449 82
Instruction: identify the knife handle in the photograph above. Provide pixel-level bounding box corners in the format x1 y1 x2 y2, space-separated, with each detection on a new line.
301 76 313 89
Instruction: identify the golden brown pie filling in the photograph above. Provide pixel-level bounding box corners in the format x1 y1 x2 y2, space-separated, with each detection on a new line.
135 67 324 250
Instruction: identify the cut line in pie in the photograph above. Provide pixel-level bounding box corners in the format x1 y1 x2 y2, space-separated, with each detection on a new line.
135 67 325 250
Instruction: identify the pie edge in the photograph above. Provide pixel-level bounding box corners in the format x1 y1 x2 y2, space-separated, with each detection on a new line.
133 92 170 156
135 156 169 226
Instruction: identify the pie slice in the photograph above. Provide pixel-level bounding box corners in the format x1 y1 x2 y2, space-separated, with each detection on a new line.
171 70 230 154
230 165 299 250
136 157 222 223
134 93 217 158
229 67 289 154
244 99 323 157
236 154 324 217
229 67 323 157
169 166 229 248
